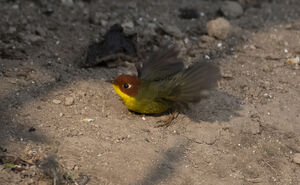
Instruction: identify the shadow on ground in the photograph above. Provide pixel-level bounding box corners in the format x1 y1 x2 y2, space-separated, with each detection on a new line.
135 144 187 185
185 90 241 123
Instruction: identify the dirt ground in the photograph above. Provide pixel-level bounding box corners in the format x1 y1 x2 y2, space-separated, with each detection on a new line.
0 0 300 184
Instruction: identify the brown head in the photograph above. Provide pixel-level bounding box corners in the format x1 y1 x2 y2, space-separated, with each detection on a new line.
113 74 141 97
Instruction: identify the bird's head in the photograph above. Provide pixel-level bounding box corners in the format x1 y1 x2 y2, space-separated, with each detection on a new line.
112 74 141 97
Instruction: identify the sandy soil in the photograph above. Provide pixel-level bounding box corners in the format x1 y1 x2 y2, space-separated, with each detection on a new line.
0 0 300 184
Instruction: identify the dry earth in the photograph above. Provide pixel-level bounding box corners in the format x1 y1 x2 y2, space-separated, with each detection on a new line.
0 0 300 184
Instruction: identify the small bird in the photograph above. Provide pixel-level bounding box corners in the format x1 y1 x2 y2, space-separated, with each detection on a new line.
112 47 220 126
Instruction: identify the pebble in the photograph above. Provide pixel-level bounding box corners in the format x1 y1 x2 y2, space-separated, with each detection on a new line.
21 33 44 44
204 55 210 60
61 0 73 6
206 17 231 40
35 26 47 37
221 72 233 79
160 24 183 39
7 27 17 34
292 153 300 164
220 1 243 18
82 118 95 122
64 97 74 106
288 56 299 64
100 20 108 27
199 35 215 43
12 4 19 9
121 21 134 29
263 65 271 72
52 99 61 104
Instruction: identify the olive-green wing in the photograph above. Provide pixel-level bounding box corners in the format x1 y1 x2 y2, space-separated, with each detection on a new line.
162 60 220 107
137 47 184 81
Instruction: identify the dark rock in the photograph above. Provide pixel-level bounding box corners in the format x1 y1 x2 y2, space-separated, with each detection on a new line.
179 8 199 19
79 24 137 67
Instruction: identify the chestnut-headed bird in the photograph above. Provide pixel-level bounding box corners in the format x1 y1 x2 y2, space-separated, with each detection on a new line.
112 47 220 126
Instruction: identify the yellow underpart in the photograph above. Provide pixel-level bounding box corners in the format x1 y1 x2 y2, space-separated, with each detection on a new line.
112 84 169 114
113 84 137 110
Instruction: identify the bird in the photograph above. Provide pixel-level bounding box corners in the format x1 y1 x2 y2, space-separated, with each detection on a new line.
111 47 220 126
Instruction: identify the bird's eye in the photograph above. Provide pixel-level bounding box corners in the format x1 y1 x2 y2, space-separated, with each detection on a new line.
123 83 131 89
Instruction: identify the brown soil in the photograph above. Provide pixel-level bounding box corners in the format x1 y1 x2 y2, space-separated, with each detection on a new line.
0 0 299 184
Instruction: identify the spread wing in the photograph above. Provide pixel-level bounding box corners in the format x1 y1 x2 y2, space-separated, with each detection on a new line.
137 47 184 81
165 60 220 107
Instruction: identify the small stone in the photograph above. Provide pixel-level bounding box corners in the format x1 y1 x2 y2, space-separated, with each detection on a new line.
35 26 46 37
292 153 300 164
100 20 108 27
82 118 95 122
12 4 19 9
288 56 300 64
121 21 134 29
160 24 183 39
222 72 233 79
263 65 271 72
184 38 189 44
20 33 44 44
199 35 215 43
220 1 243 18
7 27 17 34
64 97 74 106
52 99 61 104
206 17 231 40
249 45 256 49
61 0 73 6
204 55 210 60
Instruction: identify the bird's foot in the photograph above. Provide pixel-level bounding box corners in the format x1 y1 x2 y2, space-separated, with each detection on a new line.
155 111 179 128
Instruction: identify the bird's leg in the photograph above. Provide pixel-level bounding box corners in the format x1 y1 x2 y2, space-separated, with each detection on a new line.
155 110 179 128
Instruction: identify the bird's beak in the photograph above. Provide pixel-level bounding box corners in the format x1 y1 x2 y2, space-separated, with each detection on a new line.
105 79 114 84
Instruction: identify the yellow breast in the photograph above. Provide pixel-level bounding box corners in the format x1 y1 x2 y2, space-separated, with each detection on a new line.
112 84 169 114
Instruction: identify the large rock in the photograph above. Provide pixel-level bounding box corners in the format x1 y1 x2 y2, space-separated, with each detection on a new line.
206 17 232 40
220 1 244 18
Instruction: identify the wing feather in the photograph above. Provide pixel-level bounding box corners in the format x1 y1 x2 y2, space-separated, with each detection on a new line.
137 47 184 81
